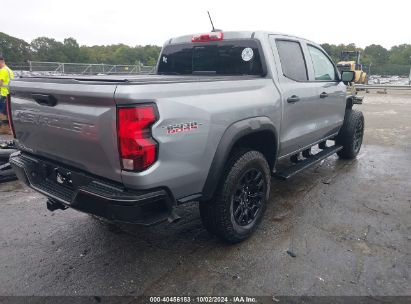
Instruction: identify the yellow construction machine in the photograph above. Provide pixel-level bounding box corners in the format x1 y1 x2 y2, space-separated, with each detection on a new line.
337 51 368 84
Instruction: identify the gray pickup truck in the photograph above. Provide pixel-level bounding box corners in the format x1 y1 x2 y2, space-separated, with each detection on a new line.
8 31 363 243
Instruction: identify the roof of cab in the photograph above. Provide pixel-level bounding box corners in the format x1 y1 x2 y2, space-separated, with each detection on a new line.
166 30 316 46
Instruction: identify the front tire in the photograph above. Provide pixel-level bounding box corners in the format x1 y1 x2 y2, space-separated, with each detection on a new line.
336 110 364 159
200 149 271 243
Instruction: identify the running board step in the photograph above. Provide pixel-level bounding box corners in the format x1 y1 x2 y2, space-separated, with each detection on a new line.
275 145 343 180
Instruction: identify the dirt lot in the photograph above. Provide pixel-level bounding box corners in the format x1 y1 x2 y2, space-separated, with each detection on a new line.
0 92 410 296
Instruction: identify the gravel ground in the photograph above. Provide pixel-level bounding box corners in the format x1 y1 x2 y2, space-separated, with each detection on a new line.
0 92 410 296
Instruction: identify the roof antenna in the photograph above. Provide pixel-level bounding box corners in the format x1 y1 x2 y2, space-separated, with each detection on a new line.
207 11 221 32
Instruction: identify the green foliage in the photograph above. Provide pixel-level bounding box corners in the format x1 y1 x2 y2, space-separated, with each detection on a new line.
363 44 389 65
63 38 81 62
0 32 161 66
388 44 411 65
0 32 31 62
31 37 69 62
75 44 161 65
370 64 410 76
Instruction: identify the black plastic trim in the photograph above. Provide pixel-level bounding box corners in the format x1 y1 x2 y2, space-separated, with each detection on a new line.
275 145 343 180
202 117 278 201
10 152 173 225
177 193 203 204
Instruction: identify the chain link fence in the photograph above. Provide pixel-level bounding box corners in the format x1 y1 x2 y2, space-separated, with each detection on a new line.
9 61 156 77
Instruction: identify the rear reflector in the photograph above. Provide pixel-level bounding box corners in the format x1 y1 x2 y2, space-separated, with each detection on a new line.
117 105 158 171
6 95 16 138
192 32 224 42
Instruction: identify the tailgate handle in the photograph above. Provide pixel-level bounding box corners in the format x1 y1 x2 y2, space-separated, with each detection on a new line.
32 94 58 107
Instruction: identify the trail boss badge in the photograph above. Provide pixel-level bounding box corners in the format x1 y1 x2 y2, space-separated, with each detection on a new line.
163 121 202 134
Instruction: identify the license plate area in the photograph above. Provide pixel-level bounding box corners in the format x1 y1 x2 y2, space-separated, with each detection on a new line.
48 167 75 190
31 159 91 193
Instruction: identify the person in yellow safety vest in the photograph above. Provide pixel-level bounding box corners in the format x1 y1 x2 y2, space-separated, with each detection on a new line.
0 55 14 134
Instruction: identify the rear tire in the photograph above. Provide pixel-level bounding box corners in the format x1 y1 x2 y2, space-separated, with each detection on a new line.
336 110 364 159
200 149 271 243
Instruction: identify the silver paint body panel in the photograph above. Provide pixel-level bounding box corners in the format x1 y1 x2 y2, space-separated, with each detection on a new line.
9 31 346 200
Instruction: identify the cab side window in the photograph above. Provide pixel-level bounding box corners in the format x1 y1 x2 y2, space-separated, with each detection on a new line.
308 45 336 81
276 40 308 82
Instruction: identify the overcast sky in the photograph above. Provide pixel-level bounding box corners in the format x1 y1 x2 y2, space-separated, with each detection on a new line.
3 0 410 49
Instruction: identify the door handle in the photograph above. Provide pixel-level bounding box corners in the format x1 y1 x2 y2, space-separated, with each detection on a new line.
287 95 300 103
32 94 58 106
320 92 328 98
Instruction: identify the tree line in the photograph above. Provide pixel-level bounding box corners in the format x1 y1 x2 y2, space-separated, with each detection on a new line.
1 32 410 75
0 32 161 67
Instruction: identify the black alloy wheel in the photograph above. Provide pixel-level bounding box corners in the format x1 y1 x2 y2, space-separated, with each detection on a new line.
232 168 265 226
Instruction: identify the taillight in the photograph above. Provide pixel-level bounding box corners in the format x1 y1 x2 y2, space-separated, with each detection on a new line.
117 105 158 171
192 31 224 42
6 95 16 138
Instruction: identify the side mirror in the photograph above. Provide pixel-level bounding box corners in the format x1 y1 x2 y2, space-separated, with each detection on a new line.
341 70 355 84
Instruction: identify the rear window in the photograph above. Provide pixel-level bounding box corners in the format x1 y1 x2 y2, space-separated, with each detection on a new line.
157 40 264 76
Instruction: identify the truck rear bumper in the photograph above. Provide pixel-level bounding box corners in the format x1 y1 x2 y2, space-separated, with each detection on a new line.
10 152 174 225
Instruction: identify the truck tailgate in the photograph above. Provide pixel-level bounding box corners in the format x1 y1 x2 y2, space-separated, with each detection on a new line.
9 79 122 182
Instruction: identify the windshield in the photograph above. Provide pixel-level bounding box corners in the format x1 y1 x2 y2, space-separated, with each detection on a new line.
157 40 264 76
